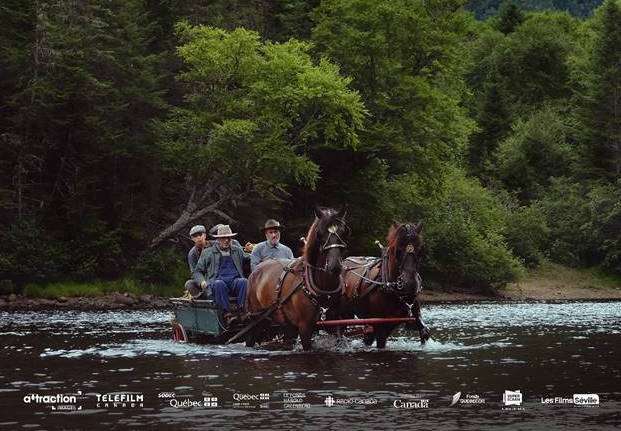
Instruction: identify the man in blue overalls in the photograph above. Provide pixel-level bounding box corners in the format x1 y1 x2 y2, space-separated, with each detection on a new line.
193 225 249 315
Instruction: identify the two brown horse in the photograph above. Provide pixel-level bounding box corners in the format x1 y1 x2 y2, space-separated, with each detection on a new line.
340 222 431 348
245 207 350 351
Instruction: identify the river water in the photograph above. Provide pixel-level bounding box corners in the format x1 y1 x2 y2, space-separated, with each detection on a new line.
1 301 620 430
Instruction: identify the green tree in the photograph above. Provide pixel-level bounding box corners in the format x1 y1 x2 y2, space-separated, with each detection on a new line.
151 24 365 246
312 0 476 188
392 169 524 289
576 0 621 179
495 105 576 200
496 1 525 34
496 12 578 112
468 84 512 182
466 11 578 188
1 0 167 282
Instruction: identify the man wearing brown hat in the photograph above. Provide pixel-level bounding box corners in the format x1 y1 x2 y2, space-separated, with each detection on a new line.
250 219 294 271
193 225 249 314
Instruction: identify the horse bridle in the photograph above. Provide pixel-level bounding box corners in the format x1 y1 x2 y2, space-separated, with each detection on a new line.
387 224 421 294
348 224 420 294
305 220 349 297
320 222 349 251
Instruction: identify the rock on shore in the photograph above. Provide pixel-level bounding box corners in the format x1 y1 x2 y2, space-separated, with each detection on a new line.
0 292 171 311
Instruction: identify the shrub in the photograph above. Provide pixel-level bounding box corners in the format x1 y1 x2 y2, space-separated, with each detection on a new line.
503 204 550 267
133 246 187 286
395 170 524 290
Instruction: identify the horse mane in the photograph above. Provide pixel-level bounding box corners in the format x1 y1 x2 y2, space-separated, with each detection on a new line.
385 222 423 279
303 218 320 264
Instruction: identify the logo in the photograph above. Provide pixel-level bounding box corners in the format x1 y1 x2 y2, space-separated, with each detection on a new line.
450 392 486 407
541 396 573 405
23 391 85 412
169 397 218 408
323 394 378 407
161 391 218 409
233 393 269 401
282 392 310 409
502 390 524 411
95 392 144 409
393 394 429 409
503 390 522 406
573 394 599 407
232 393 269 409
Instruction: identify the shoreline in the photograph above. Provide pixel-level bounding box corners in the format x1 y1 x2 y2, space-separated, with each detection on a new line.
1 287 621 311
0 292 171 311
2 263 619 311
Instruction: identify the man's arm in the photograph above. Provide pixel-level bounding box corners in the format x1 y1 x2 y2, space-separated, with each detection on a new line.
187 249 194 273
187 248 197 273
250 242 263 272
285 245 294 259
193 250 208 288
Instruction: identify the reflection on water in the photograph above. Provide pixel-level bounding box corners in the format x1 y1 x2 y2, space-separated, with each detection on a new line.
1 301 621 429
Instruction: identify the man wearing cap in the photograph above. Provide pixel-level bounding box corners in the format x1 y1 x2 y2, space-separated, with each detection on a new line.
184 225 208 298
193 224 249 314
250 219 294 272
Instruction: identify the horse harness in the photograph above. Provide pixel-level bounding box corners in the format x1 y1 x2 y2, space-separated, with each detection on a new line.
346 233 421 302
273 258 342 313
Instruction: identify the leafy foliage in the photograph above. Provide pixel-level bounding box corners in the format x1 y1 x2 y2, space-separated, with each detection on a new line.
2 0 621 294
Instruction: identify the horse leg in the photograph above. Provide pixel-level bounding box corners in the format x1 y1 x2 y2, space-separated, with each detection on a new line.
283 326 298 350
375 324 398 349
245 329 256 348
363 327 376 346
413 299 431 344
375 326 388 349
298 324 314 351
416 318 431 344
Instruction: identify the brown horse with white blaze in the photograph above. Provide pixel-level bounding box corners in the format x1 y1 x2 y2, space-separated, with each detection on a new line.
245 207 350 350
339 222 430 348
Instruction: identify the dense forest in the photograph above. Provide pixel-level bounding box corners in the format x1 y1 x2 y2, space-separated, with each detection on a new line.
1 0 620 294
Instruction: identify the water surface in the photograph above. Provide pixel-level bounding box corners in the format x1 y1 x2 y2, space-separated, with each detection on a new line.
1 301 620 430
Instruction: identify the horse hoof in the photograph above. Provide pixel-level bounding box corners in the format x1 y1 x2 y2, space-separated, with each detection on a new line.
363 334 375 346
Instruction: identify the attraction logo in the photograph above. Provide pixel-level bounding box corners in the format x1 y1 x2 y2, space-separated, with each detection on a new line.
231 392 270 409
282 392 311 409
158 391 218 409
502 390 524 411
450 391 486 407
94 392 144 409
392 394 429 409
540 394 600 408
323 394 379 407
23 390 86 412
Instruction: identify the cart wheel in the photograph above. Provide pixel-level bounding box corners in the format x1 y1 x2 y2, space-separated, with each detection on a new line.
172 322 187 342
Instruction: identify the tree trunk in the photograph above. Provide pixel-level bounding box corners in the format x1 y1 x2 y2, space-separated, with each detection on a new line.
149 184 243 248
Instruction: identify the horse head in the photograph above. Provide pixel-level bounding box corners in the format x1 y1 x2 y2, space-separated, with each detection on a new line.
304 206 350 276
386 221 423 297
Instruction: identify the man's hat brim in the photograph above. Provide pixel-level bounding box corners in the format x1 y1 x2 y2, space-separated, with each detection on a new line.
212 233 238 238
262 220 283 231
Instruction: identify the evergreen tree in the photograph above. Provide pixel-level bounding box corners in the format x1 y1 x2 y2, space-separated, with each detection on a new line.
579 0 621 178
496 1 525 34
1 0 167 280
468 84 511 182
